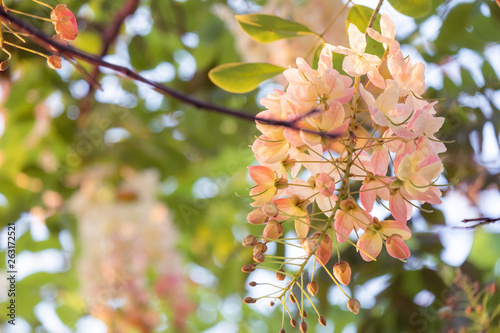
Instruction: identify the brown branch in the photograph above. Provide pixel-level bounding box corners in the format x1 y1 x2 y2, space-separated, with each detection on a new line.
459 217 500 229
0 7 341 140
81 0 140 115
367 0 384 30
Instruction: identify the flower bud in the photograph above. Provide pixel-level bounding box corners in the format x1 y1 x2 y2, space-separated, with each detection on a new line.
47 55 62 70
318 316 327 326
464 306 472 315
307 281 318 296
0 61 8 71
276 268 286 281
243 297 254 304
242 235 257 247
302 310 307 318
253 252 265 263
300 238 317 255
262 202 279 217
270 301 275 307
241 264 256 273
50 34 67 52
290 319 297 327
262 219 283 240
315 173 335 197
280 329 286 333
347 298 361 314
476 304 483 314
385 235 411 260
253 242 268 255
51 4 78 41
248 281 257 287
299 321 308 333
333 261 351 285
247 207 267 225
487 282 497 295
289 293 296 304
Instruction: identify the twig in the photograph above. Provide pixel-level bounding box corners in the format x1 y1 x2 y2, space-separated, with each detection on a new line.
367 0 384 29
0 7 341 140
458 217 500 229
81 0 140 115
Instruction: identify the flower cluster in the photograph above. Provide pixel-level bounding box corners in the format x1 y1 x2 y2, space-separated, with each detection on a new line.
242 14 447 330
0 1 78 70
69 168 193 332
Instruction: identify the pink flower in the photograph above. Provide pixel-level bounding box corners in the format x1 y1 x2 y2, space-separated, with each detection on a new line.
51 4 78 41
394 137 444 205
271 180 314 238
262 219 283 240
47 55 62 70
252 135 290 165
366 13 396 49
357 219 411 261
359 81 413 129
385 234 411 259
326 25 384 88
248 166 286 207
284 50 353 112
359 176 390 213
298 100 348 147
334 199 372 243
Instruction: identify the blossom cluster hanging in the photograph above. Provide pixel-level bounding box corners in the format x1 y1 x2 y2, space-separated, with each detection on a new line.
0 1 78 70
242 14 447 331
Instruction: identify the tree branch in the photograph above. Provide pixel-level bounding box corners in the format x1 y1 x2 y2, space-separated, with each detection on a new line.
460 217 500 229
81 0 140 115
0 7 341 140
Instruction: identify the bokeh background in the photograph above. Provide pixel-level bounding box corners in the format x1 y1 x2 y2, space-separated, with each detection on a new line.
1 0 499 332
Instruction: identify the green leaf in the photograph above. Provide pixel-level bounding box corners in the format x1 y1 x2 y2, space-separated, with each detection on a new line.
235 14 315 43
347 4 380 33
469 229 500 270
208 62 285 93
347 5 385 58
388 0 432 18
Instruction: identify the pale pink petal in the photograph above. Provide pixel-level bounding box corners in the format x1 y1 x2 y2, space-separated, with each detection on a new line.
389 191 409 223
315 233 332 266
348 24 367 54
252 136 290 164
379 220 412 240
250 185 276 207
357 229 383 261
334 210 354 243
328 45 357 56
248 165 275 187
396 155 412 181
371 145 389 175
343 55 371 77
294 209 310 238
385 235 411 259
360 182 377 212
